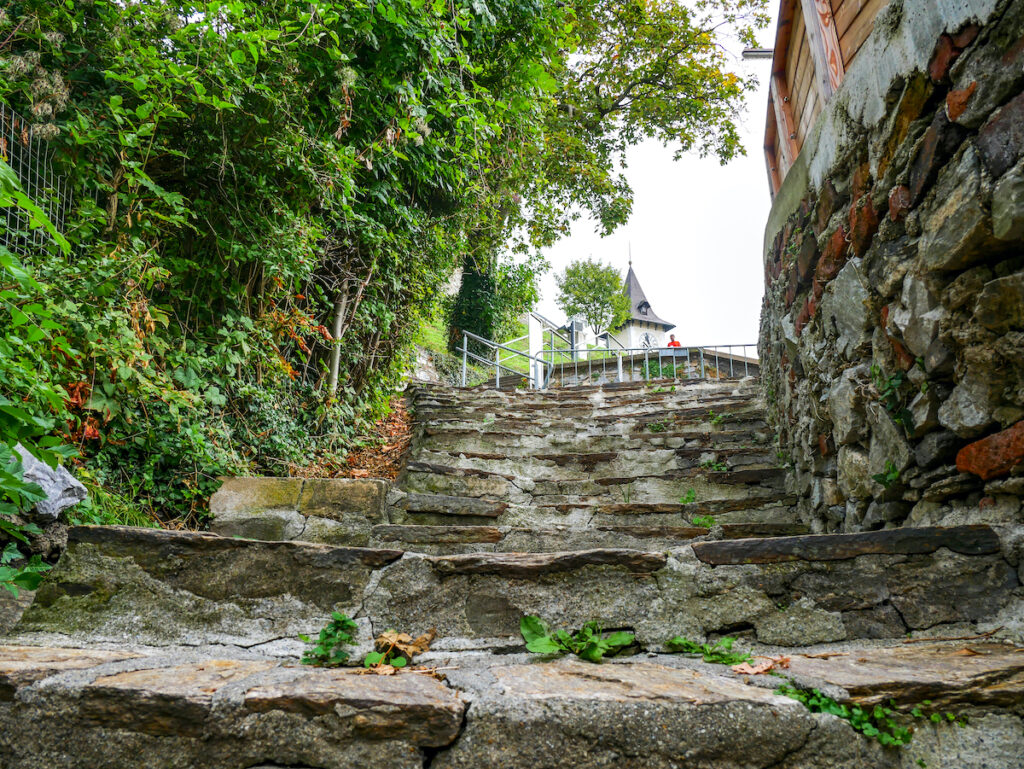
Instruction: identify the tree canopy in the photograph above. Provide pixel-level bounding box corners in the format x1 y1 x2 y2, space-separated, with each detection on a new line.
555 258 630 336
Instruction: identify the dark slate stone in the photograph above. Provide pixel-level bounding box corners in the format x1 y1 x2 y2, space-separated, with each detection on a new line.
429 549 667 577
977 92 1024 178
691 526 1001 565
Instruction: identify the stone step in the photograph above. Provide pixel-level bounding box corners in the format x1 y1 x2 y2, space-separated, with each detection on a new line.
412 396 764 423
367 522 811 555
2 641 1021 768
388 488 798 528
18 525 1017 654
406 446 779 484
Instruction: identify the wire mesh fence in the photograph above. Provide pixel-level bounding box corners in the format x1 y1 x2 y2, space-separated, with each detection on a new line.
1 102 70 253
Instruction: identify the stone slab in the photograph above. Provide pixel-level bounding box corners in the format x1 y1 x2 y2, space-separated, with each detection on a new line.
11 527 403 647
0 647 464 769
692 526 1001 564
429 549 667 577
396 492 508 518
298 478 388 519
209 477 303 516
786 642 1024 708
0 645 142 701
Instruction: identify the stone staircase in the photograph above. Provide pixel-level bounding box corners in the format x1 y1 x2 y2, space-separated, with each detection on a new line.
381 379 802 553
0 380 1022 768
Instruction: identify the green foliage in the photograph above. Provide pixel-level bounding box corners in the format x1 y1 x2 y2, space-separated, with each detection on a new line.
300 612 358 667
665 635 752 665
448 253 548 352
872 460 901 489
691 514 716 528
870 365 914 433
680 488 697 505
776 686 913 747
555 259 630 336
700 459 728 472
707 410 728 426
0 0 580 522
646 421 668 433
0 159 78 592
521 615 635 662
363 650 408 668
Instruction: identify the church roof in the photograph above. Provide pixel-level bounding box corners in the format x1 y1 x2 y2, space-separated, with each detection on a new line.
621 265 675 330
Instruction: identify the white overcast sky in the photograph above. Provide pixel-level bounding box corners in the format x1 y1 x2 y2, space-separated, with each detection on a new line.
534 30 775 348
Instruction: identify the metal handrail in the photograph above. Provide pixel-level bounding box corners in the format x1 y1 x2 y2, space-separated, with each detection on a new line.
460 327 756 390
460 329 548 388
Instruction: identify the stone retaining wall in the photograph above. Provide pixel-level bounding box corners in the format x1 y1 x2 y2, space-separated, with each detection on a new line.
760 0 1024 533
209 477 388 546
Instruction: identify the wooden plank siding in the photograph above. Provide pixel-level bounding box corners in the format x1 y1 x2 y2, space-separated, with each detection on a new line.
838 0 887 66
763 0 889 193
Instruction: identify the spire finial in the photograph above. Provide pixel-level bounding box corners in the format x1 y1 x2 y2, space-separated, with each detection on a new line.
628 242 632 268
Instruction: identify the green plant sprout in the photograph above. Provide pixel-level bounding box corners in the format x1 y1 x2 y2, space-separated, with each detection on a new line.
700 459 728 472
680 488 697 504
872 460 900 488
665 636 751 665
521 616 635 662
299 612 358 667
691 514 716 528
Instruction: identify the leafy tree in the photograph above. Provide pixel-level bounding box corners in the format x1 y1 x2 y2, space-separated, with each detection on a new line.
555 258 630 336
0 0 575 521
450 0 767 341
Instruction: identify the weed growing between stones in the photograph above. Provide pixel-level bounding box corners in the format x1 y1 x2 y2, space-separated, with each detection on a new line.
300 612 358 667
775 685 913 747
520 616 635 662
680 488 697 504
365 628 437 670
872 460 901 488
870 365 915 434
700 459 728 472
646 421 668 433
665 636 752 665
691 514 716 528
706 410 728 426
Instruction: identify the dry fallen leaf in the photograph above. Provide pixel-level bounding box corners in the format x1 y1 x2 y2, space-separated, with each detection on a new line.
376 628 437 660
803 651 848 659
731 656 789 675
954 647 982 656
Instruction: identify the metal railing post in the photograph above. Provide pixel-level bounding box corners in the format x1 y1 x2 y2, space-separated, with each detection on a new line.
461 333 468 387
730 349 734 378
699 349 705 379
744 345 749 377
644 349 649 381
617 353 623 383
495 348 500 389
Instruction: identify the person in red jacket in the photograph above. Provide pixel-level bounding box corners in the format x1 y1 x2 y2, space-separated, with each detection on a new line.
666 334 681 348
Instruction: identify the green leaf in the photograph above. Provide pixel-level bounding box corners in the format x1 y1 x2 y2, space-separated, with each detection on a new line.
525 636 563 654
363 651 385 668
603 631 635 648
520 615 548 644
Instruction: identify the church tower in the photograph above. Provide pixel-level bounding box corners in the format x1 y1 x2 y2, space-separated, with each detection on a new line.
607 262 675 349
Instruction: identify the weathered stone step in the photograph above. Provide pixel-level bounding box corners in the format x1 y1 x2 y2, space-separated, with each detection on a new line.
416 425 771 454
412 396 764 424
10 526 402 649
10 525 1021 655
434 645 1024 769
0 645 463 769
406 446 779 485
2 641 1020 769
367 522 811 555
